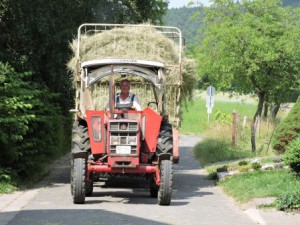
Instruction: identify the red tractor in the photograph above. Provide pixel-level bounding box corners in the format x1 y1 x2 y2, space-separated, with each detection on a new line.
70 24 182 205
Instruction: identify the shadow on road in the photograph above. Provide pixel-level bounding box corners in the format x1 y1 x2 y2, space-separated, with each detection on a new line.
28 136 210 207
1 209 169 225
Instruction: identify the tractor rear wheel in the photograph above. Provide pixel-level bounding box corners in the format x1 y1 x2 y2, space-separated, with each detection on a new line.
72 157 86 204
158 160 173 205
156 122 173 155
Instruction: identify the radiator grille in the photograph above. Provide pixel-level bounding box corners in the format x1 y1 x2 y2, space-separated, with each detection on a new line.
109 121 138 155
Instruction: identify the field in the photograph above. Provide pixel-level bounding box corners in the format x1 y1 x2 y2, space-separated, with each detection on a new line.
180 91 257 135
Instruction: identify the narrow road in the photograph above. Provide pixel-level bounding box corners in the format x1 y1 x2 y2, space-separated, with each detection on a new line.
2 136 255 225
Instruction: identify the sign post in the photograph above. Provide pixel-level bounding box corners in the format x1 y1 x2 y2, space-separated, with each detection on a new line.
206 86 215 123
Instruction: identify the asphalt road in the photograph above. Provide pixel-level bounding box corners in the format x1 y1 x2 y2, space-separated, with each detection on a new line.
2 135 256 225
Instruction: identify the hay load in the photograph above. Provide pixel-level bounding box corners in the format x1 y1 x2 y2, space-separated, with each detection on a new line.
68 24 196 127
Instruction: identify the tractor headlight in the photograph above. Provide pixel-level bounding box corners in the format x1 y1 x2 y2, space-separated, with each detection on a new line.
91 116 102 142
128 137 137 145
111 136 119 145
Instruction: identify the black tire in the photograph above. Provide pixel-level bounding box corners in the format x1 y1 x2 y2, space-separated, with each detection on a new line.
72 121 90 153
85 172 94 196
71 121 91 201
158 160 173 205
70 156 74 194
72 157 86 204
156 122 173 155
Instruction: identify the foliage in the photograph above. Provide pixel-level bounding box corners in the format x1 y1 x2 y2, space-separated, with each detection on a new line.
0 62 70 177
272 97 300 152
275 190 300 211
239 165 252 172
251 162 262 170
283 138 300 174
196 0 300 119
216 165 228 172
0 0 167 181
163 6 204 45
0 168 17 194
238 160 248 166
219 169 300 203
214 110 231 124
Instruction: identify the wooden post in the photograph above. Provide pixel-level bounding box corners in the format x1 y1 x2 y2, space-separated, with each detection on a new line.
232 110 237 148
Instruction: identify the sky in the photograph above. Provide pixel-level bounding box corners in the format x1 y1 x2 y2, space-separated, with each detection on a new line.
168 0 212 8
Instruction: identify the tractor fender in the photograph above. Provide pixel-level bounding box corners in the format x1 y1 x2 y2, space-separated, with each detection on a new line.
157 153 173 162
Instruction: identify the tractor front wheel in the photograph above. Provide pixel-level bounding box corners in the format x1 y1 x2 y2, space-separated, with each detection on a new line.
158 160 173 205
71 157 86 204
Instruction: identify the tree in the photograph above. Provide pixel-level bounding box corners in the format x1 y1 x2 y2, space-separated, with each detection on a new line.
195 0 300 151
0 0 169 177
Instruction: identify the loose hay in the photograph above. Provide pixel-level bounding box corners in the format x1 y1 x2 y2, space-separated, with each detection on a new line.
68 25 196 127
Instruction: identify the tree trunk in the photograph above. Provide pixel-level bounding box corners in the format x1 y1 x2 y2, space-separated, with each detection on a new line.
271 104 280 119
254 91 265 119
263 95 269 118
251 91 265 152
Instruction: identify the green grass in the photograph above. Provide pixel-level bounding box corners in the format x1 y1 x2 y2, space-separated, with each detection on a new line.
193 138 254 165
0 182 17 194
219 169 300 203
180 97 256 135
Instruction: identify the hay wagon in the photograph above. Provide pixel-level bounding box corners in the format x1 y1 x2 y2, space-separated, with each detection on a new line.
69 23 184 205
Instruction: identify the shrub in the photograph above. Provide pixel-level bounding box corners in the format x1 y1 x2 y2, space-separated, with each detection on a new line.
207 171 218 180
272 97 300 153
251 162 262 170
238 160 248 166
283 138 300 174
276 190 300 211
0 62 71 178
214 110 232 124
216 165 228 172
239 165 252 172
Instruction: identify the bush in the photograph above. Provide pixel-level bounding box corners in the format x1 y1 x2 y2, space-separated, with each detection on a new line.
239 165 252 172
276 190 300 211
0 62 71 178
283 138 300 174
238 160 248 166
214 110 232 124
216 165 228 172
272 97 300 153
251 162 262 170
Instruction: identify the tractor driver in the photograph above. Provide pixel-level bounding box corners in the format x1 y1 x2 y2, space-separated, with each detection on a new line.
106 79 142 111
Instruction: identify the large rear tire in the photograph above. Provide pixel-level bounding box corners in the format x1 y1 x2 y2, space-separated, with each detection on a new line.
158 160 173 205
72 121 90 153
156 122 173 155
71 121 91 202
72 157 86 204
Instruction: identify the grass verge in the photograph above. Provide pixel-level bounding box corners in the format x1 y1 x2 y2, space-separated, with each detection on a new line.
193 138 253 165
218 169 300 203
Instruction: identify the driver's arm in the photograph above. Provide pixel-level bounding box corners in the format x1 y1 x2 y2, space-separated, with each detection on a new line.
132 95 142 111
